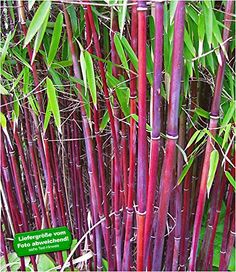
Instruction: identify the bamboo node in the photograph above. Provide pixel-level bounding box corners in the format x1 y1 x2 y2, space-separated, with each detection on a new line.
126 209 134 215
166 134 179 140
220 250 226 254
151 136 160 140
137 7 148 11
130 95 137 99
114 212 120 217
136 210 146 216
210 115 220 120
230 230 236 235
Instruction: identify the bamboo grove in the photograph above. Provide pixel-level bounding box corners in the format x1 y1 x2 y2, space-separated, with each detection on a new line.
0 0 235 271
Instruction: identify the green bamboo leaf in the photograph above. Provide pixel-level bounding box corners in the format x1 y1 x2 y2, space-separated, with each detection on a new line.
186 5 198 24
0 32 12 65
49 68 64 92
163 2 169 33
184 28 196 57
43 102 52 132
0 112 12 148
212 14 225 55
28 96 39 116
8 0 15 24
206 51 215 74
186 130 201 149
198 11 205 56
222 124 231 149
170 0 178 25
23 67 30 94
48 13 63 66
221 101 235 128
0 84 9 95
12 48 32 70
195 107 210 119
91 7 100 37
102 258 108 272
203 1 213 47
31 12 49 64
84 51 97 108
28 0 36 10
51 60 73 69
178 156 195 185
176 143 188 164
114 33 129 72
131 114 152 132
118 0 128 36
67 5 78 35
0 112 7 129
80 50 87 94
116 86 130 117
100 110 109 131
12 93 20 123
225 171 236 190
106 73 130 116
207 149 219 197
204 129 217 143
46 77 61 132
149 16 155 52
120 36 138 71
195 130 206 144
0 70 12 81
23 67 39 115
24 0 51 47
12 69 24 91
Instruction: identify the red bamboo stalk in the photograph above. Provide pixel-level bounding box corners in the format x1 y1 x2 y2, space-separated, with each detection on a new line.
24 106 49 228
144 2 163 267
219 186 234 269
136 0 148 269
122 1 138 269
84 9 113 267
179 81 197 270
189 1 234 269
172 109 186 271
1 224 10 272
63 6 106 269
84 4 123 269
223 211 235 270
152 2 185 270
206 170 227 270
199 160 222 270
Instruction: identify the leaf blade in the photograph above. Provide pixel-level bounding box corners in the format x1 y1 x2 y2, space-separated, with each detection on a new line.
24 0 51 47
48 13 63 66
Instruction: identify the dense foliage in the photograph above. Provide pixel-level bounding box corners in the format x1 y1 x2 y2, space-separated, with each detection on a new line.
0 0 235 271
